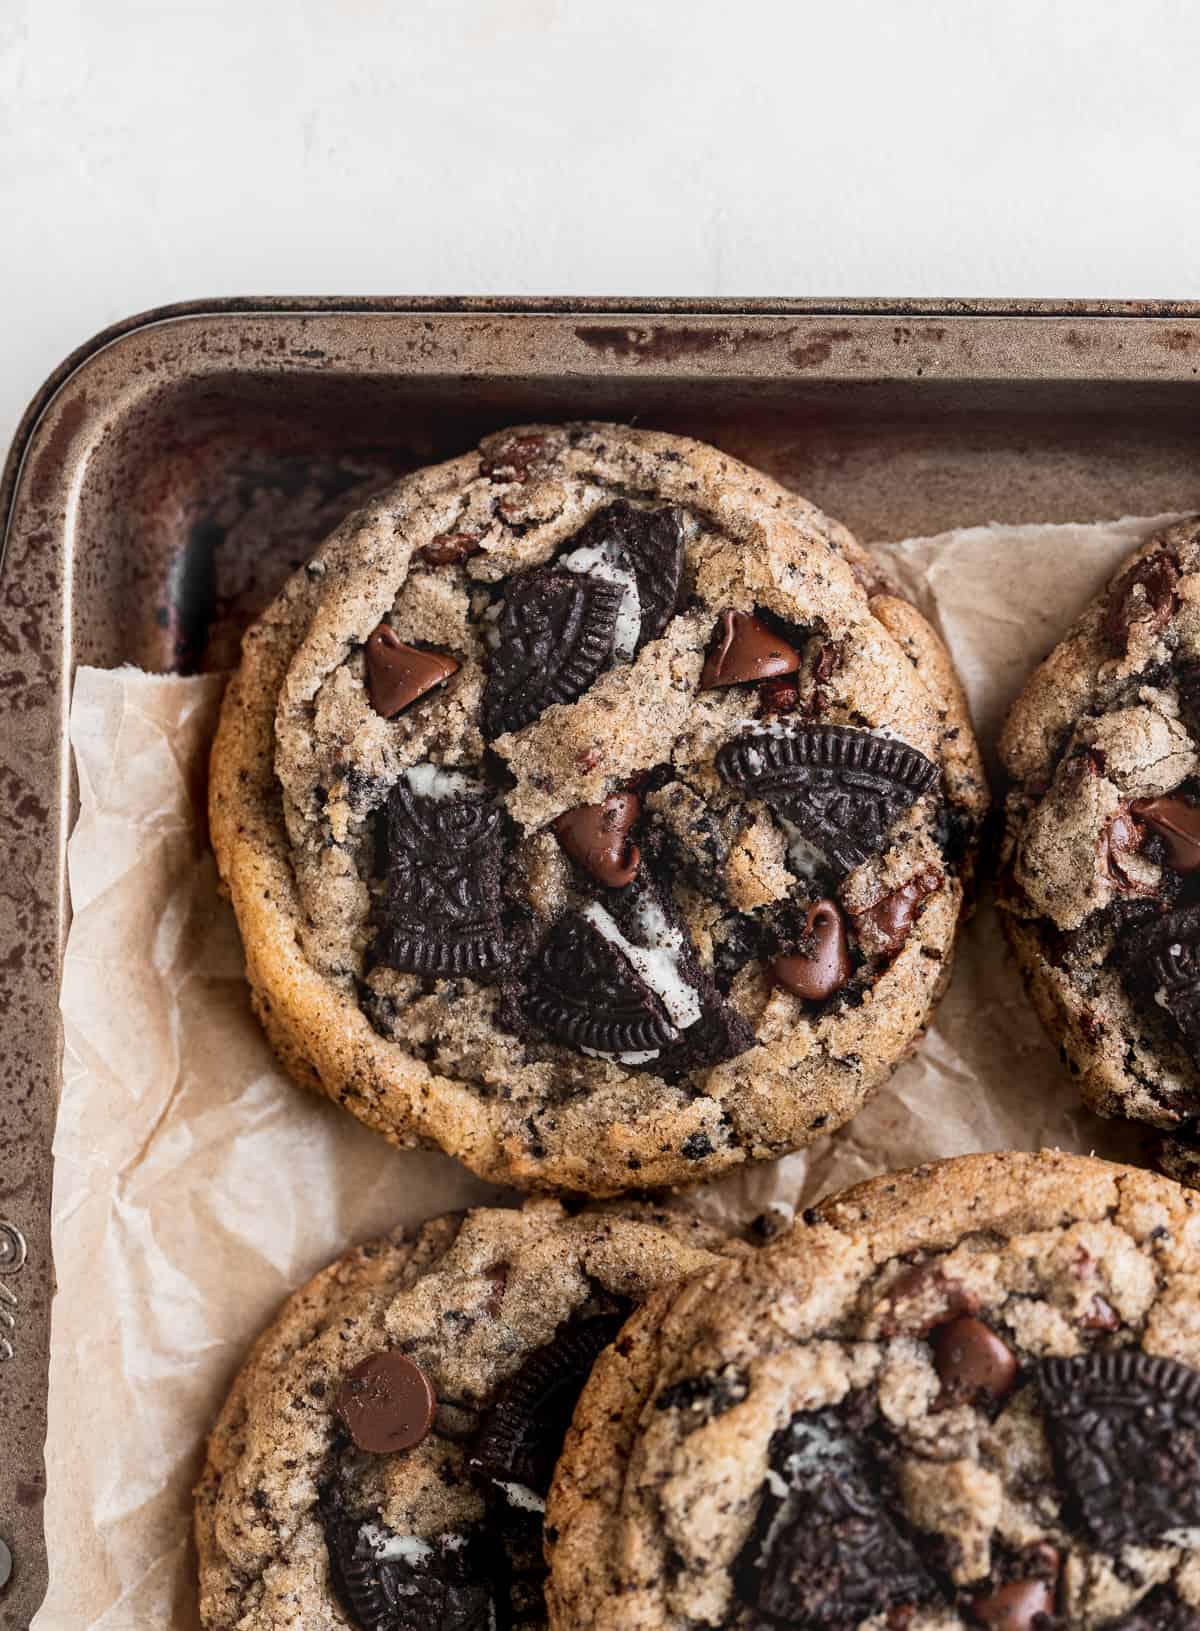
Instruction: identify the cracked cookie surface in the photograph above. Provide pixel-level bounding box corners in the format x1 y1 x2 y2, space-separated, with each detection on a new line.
547 1150 1200 1631
194 1199 742 1631
999 518 1200 1185
210 422 985 1193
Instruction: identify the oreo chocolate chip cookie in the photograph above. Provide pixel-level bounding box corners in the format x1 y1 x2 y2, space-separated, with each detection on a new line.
999 518 1200 1185
210 422 985 1193
547 1151 1200 1631
195 1200 744 1631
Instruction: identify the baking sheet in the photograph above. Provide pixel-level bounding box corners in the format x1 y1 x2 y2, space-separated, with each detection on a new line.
37 512 1182 1629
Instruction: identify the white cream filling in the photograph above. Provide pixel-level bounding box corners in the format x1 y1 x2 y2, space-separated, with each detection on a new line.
581 900 701 1031
360 1524 434 1564
776 814 828 879
582 1045 661 1065
493 1479 547 1514
403 763 486 801
560 539 641 661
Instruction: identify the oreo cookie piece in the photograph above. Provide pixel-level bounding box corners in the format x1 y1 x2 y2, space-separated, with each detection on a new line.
1120 905 1200 1058
1038 1351 1200 1548
717 724 940 875
472 1312 628 1501
521 911 681 1056
372 773 508 977
326 1517 495 1631
482 568 624 738
1109 1590 1200 1630
560 500 686 653
735 1410 936 1629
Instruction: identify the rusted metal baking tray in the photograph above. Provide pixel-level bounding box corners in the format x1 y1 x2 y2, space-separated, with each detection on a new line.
5 295 1200 1624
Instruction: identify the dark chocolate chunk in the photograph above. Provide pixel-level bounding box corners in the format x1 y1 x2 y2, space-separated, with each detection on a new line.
1038 1350 1200 1548
1120 904 1200 1056
1130 795 1200 873
1178 661 1200 734
553 793 641 887
717 725 940 875
521 911 680 1055
566 500 685 649
931 1316 1017 1404
735 1409 936 1629
472 1313 626 1497
701 610 802 689
336 1351 437 1454
852 867 944 957
1105 808 1149 891
482 569 623 738
770 899 852 1000
326 1518 495 1631
419 531 483 567
481 433 546 481
372 778 508 977
365 625 460 718
1104 551 1180 653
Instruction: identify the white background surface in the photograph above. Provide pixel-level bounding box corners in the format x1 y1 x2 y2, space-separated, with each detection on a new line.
3 0 1200 453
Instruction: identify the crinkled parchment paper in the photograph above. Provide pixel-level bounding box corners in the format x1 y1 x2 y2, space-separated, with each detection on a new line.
37 513 1185 1628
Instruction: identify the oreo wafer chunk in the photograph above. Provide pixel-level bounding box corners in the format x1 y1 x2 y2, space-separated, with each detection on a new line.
482 568 624 738
1039 1351 1200 1548
592 499 685 649
734 1409 935 1628
718 724 940 875
372 779 507 976
521 912 679 1055
1120 904 1200 1057
326 1517 495 1631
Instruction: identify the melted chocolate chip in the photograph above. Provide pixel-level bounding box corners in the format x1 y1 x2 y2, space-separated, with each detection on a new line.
1104 551 1180 653
521 911 679 1055
853 867 943 956
472 1313 626 1497
966 1577 1055 1630
717 725 941 875
482 569 623 738
326 1518 494 1631
1105 808 1149 891
931 1317 1017 1404
700 611 802 689
481 433 546 481
372 779 508 977
335 1352 437 1454
419 531 484 567
1130 795 1200 873
735 1410 935 1629
567 500 685 649
553 794 641 887
365 626 460 719
1038 1350 1200 1548
770 899 852 1000
759 675 800 715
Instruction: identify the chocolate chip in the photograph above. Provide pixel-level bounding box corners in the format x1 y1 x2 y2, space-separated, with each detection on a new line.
759 675 800 715
481 433 546 481
371 779 508 977
1130 795 1200 873
365 626 460 719
718 724 940 875
472 1313 626 1497
1038 1350 1200 1547
335 1351 436 1454
878 1263 979 1336
521 911 679 1055
481 569 623 738
326 1518 494 1631
966 1578 1055 1629
932 1316 1018 1404
700 610 802 689
770 899 852 1000
852 866 943 956
1105 808 1149 890
419 530 484 566
1082 1294 1120 1332
735 1410 936 1628
1103 550 1180 653
553 794 641 887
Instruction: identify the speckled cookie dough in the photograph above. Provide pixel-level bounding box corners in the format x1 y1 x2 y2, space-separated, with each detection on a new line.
547 1150 1200 1631
194 1198 743 1631
210 422 986 1194
999 518 1200 1184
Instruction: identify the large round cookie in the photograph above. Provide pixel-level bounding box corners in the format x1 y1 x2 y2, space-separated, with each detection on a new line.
548 1150 1200 1630
210 421 986 1194
194 1198 741 1630
999 518 1200 1184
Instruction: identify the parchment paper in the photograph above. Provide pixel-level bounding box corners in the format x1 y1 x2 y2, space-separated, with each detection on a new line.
38 512 1185 1629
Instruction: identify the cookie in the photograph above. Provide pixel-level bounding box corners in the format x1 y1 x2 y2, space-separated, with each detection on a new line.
999 519 1200 1182
547 1150 1200 1631
209 421 986 1193
194 1198 742 1631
